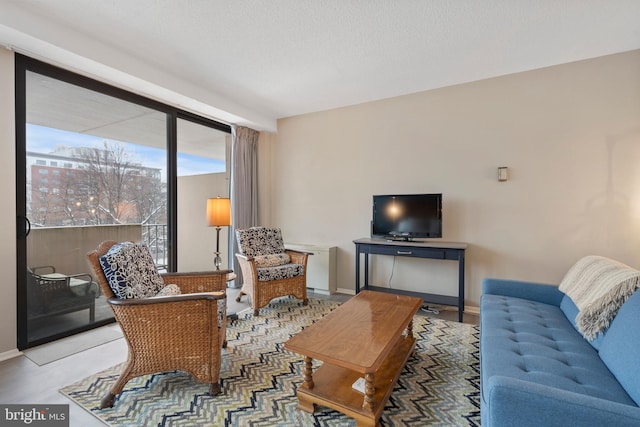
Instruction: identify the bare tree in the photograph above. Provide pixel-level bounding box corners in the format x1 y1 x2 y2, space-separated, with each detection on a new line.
28 141 165 227
79 141 135 224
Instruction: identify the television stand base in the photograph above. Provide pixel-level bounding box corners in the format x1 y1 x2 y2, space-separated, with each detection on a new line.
385 237 415 242
354 238 467 322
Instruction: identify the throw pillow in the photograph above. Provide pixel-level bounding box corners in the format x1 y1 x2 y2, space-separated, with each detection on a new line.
254 253 291 268
99 242 165 299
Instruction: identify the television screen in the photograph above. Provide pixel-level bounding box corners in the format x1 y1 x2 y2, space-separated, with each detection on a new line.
371 193 442 240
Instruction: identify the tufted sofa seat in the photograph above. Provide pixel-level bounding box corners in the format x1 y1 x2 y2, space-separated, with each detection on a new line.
481 278 640 426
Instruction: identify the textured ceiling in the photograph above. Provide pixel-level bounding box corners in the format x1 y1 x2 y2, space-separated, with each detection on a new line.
1 0 640 131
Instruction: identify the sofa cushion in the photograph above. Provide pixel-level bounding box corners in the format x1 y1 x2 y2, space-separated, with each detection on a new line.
254 253 291 268
481 294 636 407
599 290 640 406
99 242 165 299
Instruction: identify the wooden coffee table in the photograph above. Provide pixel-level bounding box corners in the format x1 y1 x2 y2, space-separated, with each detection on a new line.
284 290 422 426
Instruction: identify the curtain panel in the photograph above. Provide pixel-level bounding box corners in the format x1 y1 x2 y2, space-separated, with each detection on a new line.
230 126 259 283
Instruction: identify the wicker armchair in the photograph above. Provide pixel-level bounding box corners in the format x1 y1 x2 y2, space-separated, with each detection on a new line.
87 240 230 408
27 265 98 324
235 227 310 316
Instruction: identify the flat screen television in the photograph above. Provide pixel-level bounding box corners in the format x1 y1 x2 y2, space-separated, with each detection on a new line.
371 193 442 240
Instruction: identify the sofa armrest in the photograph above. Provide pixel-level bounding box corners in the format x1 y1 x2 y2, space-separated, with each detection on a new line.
486 376 640 427
482 278 564 306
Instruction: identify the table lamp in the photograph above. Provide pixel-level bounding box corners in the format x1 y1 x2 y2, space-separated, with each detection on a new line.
206 197 232 270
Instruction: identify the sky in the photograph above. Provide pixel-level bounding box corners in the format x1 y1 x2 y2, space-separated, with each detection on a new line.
26 124 226 179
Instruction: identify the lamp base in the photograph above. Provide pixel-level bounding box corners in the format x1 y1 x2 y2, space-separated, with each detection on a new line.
214 226 222 270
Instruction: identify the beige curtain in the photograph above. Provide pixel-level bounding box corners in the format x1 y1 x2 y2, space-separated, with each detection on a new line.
230 126 259 283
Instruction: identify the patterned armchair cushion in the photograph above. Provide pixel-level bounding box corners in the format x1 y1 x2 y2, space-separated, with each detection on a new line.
254 253 291 268
257 264 304 282
236 227 286 258
99 242 165 299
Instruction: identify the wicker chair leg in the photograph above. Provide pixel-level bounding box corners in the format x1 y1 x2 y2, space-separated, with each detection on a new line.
253 308 260 316
235 292 246 303
303 298 309 306
100 392 117 409
210 382 221 395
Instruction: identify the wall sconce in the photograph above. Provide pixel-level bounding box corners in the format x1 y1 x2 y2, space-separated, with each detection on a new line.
206 197 232 270
497 167 508 182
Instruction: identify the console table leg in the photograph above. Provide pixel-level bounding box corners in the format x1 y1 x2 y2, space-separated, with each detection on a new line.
302 356 314 389
363 372 376 412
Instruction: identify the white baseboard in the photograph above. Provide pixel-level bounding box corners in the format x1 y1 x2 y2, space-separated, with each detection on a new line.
464 305 480 315
0 349 23 362
336 287 356 295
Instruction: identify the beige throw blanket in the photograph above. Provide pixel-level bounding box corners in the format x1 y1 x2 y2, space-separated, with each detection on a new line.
559 255 640 341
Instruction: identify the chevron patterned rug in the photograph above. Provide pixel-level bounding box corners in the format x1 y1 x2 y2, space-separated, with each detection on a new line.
61 297 480 426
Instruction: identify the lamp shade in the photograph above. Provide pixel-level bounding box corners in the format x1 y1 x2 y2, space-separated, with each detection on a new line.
206 197 232 227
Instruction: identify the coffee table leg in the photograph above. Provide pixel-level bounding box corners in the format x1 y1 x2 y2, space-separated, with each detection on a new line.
302 356 315 389
363 372 376 412
407 319 414 338
297 356 316 414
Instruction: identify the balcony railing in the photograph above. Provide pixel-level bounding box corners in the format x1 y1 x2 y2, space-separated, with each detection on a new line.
142 223 168 270
27 224 169 275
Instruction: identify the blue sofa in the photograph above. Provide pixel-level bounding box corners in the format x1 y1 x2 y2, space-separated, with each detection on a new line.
480 278 640 426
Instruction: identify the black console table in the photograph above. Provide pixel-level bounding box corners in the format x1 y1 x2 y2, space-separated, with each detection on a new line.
354 238 467 322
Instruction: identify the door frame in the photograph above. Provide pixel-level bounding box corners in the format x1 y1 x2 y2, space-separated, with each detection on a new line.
15 54 231 349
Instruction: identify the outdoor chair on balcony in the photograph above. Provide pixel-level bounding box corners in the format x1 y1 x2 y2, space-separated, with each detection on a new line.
87 240 230 408
27 265 98 324
235 227 310 316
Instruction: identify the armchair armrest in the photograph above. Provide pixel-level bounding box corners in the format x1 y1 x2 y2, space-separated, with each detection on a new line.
31 265 56 275
486 376 640 427
108 292 227 345
161 270 232 278
66 272 99 296
285 249 313 256
108 291 226 306
66 273 93 281
235 254 254 262
161 270 231 293
286 249 311 265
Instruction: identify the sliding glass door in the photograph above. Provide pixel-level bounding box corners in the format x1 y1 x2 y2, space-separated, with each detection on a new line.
16 55 231 349
176 118 231 272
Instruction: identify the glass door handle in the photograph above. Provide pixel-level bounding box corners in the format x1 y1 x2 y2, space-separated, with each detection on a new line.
17 216 31 239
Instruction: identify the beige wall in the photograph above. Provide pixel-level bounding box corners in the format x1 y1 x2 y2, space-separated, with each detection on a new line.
0 48 17 357
260 50 640 308
177 172 231 272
